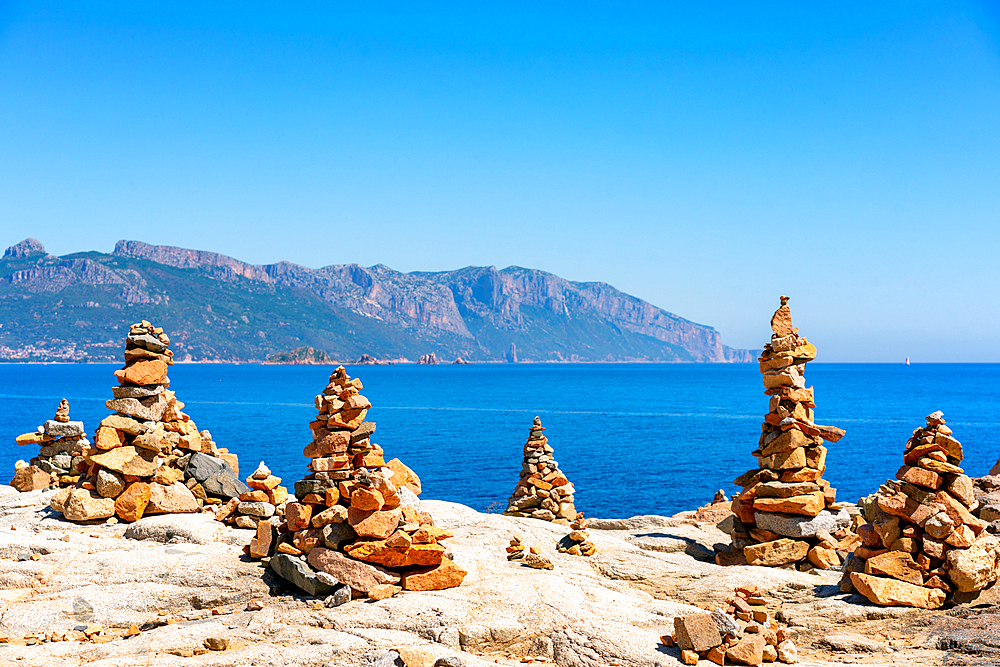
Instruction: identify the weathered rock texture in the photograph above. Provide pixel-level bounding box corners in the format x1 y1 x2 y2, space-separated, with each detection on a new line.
249 366 466 599
846 412 1000 608
504 417 577 524
9 399 87 491
718 297 855 571
49 321 248 524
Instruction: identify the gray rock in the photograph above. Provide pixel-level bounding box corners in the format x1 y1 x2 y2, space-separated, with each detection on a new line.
351 422 376 443
42 420 85 438
269 553 333 597
322 523 357 550
234 515 258 529
587 515 678 530
95 469 125 498
203 470 249 499
105 395 168 422
370 650 404 667
238 501 276 518
128 332 168 353
186 452 233 484
111 384 166 398
433 658 465 667
396 486 421 509
711 608 741 637
322 583 352 607
295 478 336 500
755 509 850 538
124 513 230 545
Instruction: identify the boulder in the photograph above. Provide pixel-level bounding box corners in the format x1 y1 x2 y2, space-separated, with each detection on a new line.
145 482 199 514
849 572 946 609
307 547 401 593
115 359 168 386
743 539 809 567
89 446 158 477
863 551 923 586
10 466 52 492
42 420 85 438
105 395 169 422
754 509 849 538
945 533 1000 593
270 553 334 597
186 453 232 483
674 613 722 652
62 488 116 522
399 558 468 591
95 469 125 498
115 482 152 522
203 470 249 499
726 633 765 665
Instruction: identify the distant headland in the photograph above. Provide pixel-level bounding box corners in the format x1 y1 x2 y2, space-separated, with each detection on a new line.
0 238 752 364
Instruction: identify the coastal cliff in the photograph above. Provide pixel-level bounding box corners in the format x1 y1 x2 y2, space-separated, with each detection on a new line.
0 239 752 363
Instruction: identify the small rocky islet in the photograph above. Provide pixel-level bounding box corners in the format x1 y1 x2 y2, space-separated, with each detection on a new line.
1 306 1000 666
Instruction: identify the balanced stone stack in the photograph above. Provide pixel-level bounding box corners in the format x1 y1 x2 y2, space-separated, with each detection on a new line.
556 512 596 556
250 366 467 600
719 297 853 570
10 400 88 491
504 417 576 524
50 321 247 523
215 462 290 529
663 586 798 665
845 412 1000 609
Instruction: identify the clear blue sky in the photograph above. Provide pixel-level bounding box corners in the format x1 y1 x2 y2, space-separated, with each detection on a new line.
1 3 998 361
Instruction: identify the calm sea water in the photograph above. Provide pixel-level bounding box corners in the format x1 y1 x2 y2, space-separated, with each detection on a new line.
1 363 997 518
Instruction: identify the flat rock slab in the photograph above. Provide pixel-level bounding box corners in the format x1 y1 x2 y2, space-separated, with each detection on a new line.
124 513 251 546
755 509 850 538
817 632 891 653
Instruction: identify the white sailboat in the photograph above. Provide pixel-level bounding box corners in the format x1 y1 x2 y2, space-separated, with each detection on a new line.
905 357 910 365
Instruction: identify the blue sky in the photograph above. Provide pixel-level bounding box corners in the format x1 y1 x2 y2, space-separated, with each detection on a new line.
1 3 999 361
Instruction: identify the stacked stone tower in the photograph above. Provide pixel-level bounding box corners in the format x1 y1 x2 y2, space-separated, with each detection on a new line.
846 412 999 608
250 366 466 600
504 417 576 524
719 297 853 569
10 400 87 491
50 321 247 523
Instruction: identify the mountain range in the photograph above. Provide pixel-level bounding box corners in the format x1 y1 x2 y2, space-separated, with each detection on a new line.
0 238 752 363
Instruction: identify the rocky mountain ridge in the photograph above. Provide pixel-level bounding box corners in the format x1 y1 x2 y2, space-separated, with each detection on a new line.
0 238 752 363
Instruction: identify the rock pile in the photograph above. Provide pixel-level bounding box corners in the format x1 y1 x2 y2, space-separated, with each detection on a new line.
49 321 247 523
556 512 596 556
10 400 88 491
249 366 467 600
215 462 290 530
504 417 576 524
663 586 798 665
718 297 854 570
845 412 1000 608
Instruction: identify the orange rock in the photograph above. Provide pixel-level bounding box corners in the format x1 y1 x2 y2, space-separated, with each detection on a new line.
218 453 239 476
399 557 467 591
367 583 401 600
285 502 313 532
896 465 942 490
293 528 324 555
303 430 350 458
353 449 386 469
864 551 924 585
248 475 282 491
348 508 401 539
310 456 350 472
115 482 151 522
343 539 445 568
753 491 825 517
240 490 270 502
324 487 341 506
94 427 125 451
115 359 168 386
850 572 946 608
385 458 421 495
351 487 384 511
268 486 288 505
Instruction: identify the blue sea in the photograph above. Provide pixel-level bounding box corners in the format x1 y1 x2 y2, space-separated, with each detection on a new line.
1 363 997 518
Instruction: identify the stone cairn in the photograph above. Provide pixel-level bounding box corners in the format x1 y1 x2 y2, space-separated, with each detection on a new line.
50 321 248 523
10 399 87 491
845 412 1000 609
503 417 576 524
215 462 291 530
556 512 596 556
663 586 798 665
718 297 855 570
247 366 467 602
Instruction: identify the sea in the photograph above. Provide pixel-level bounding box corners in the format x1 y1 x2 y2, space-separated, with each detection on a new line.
1 363 997 518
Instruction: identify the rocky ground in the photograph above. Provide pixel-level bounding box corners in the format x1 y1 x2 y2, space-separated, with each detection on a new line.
0 485 996 667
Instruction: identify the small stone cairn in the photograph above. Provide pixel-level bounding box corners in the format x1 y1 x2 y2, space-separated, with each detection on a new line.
504 417 576 524
215 462 291 530
50 321 248 523
10 399 87 491
718 297 855 570
556 512 596 556
845 412 1000 608
248 366 467 601
663 586 798 665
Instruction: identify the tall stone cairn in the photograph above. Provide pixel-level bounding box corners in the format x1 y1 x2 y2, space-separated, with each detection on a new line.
845 412 1000 608
250 366 467 600
49 321 249 523
10 399 87 492
503 417 577 524
718 297 854 570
